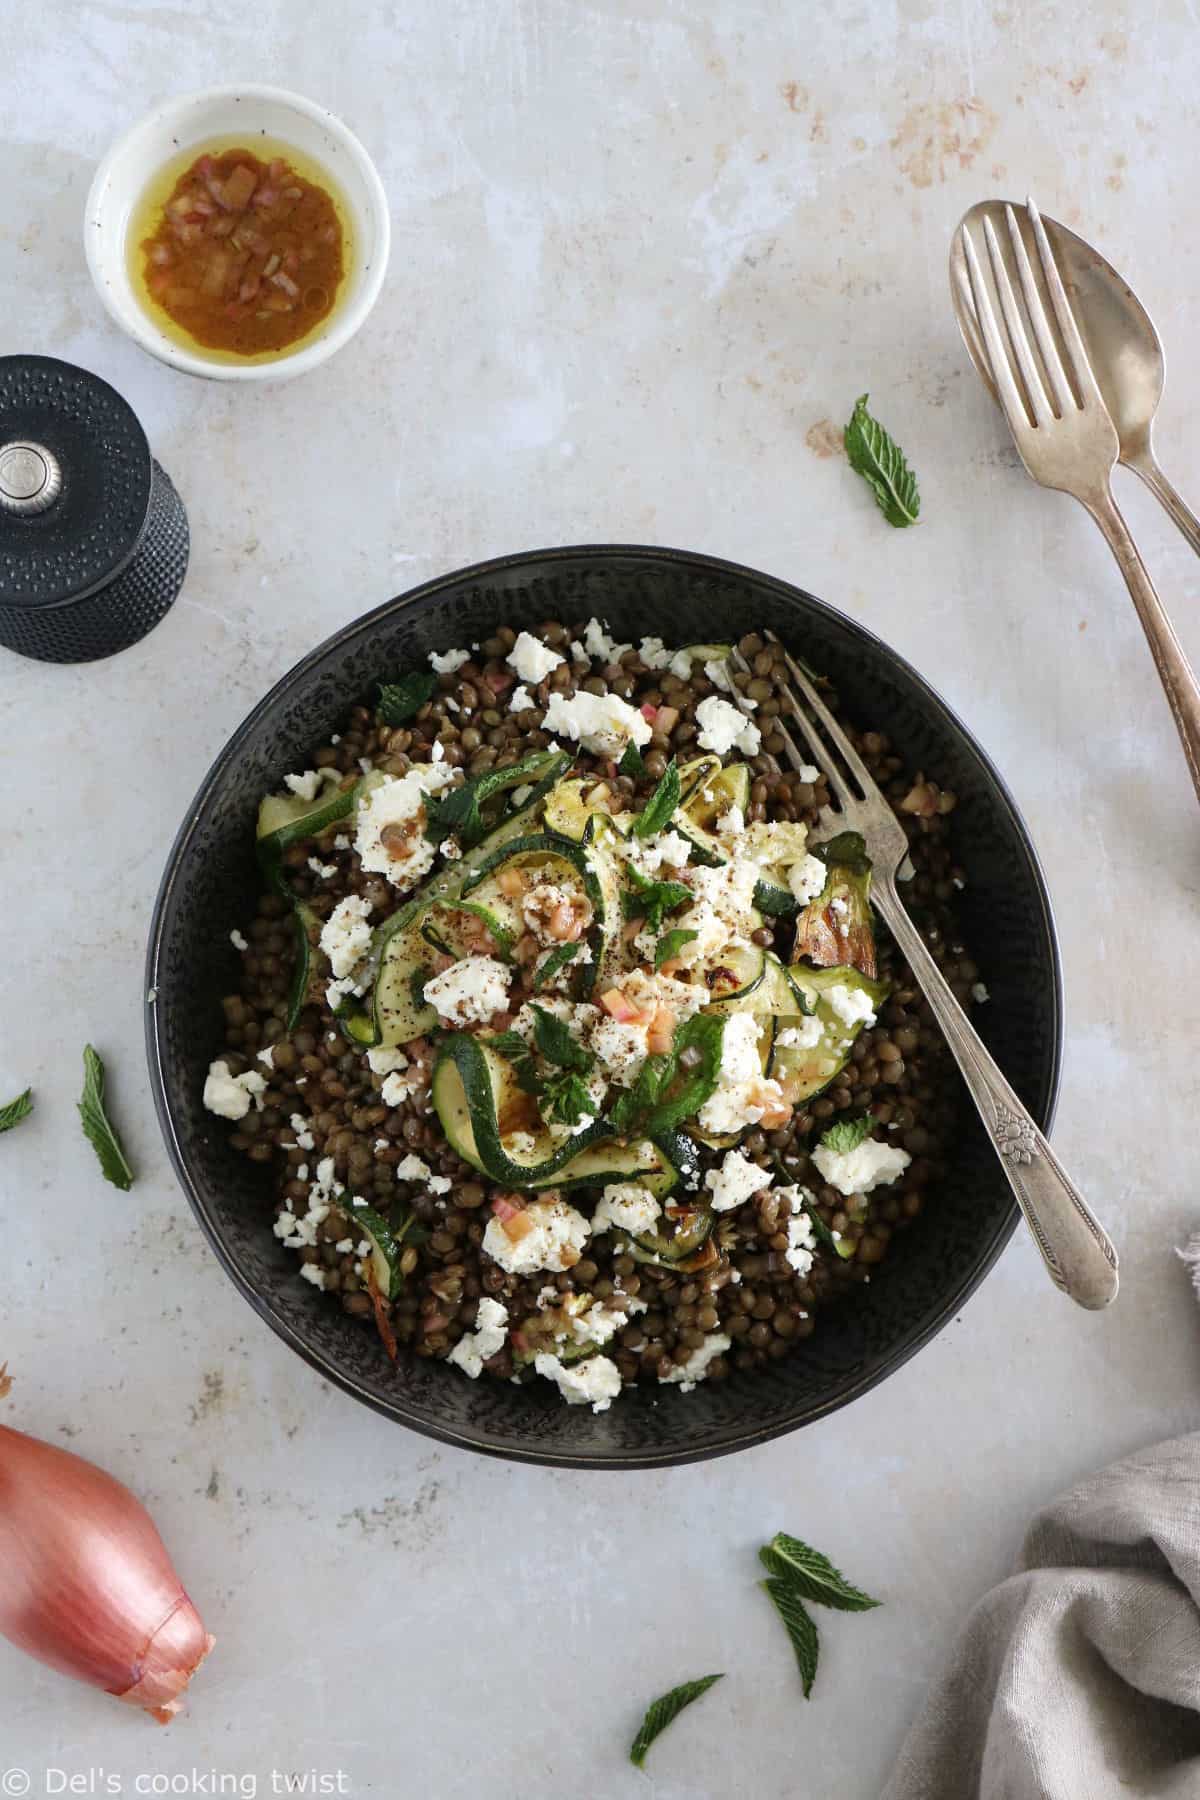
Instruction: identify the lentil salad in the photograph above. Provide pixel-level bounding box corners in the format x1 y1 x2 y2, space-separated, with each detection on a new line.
203 621 983 1413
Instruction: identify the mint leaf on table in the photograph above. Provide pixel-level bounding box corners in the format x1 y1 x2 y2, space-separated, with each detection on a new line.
530 942 581 993
629 1673 724 1768
632 758 680 838
378 672 437 725
818 1114 874 1155
760 1577 820 1698
618 741 648 779
759 1532 881 1613
77 1047 133 1191
844 394 920 529
529 1003 594 1073
0 1088 32 1134
654 927 698 970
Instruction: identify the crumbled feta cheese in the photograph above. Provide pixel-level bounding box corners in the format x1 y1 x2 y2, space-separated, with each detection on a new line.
428 1174 453 1195
333 834 351 850
534 1351 622 1412
429 646 470 674
381 1068 420 1106
354 763 457 888
619 966 708 1021
395 1154 433 1184
289 1113 316 1150
296 1163 309 1182
442 837 463 860
257 1045 275 1070
307 856 337 879
582 618 632 665
812 1137 912 1197
694 694 761 757
284 769 324 801
325 974 364 1011
716 805 745 838
569 639 589 666
796 762 820 782
506 630 564 684
826 983 877 1030
509 684 535 713
829 896 848 917
319 894 374 978
229 927 249 952
590 1016 648 1087
423 955 512 1027
536 1283 559 1309
625 829 693 875
591 1182 662 1236
704 657 733 691
543 689 652 758
776 1016 823 1051
681 858 761 945
334 1237 354 1254
522 879 588 946
663 897 728 968
695 1012 774 1135
367 1045 408 1075
952 875 965 891
704 1148 773 1212
637 636 675 671
483 1198 592 1274
203 1060 267 1120
775 1186 818 1275
447 1298 509 1378
789 854 828 904
566 1298 626 1347
658 1333 731 1391
972 982 990 1004
299 1263 327 1289
501 1129 539 1157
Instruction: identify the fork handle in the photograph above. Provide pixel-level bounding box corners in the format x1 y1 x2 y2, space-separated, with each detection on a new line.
872 882 1119 1310
1083 485 1200 806
1125 444 1200 563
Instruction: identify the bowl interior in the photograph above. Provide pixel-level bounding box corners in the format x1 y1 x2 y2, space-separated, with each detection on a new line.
148 546 1061 1468
85 86 388 382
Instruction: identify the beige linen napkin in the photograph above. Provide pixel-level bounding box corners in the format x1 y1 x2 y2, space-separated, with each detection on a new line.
883 1432 1200 1799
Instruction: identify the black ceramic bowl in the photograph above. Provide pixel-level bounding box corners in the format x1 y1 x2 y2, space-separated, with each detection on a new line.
147 545 1061 1469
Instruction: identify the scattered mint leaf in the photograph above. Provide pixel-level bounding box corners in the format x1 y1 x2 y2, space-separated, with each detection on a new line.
760 1577 819 1697
622 869 691 934
488 1030 543 1097
77 1046 133 1191
531 942 581 993
844 394 920 529
618 742 648 779
629 1674 724 1768
0 1089 32 1134
529 1004 594 1074
633 758 680 839
609 1053 674 1136
378 672 437 725
819 1114 874 1155
543 1071 594 1127
639 1013 725 1136
759 1533 881 1613
654 927 698 970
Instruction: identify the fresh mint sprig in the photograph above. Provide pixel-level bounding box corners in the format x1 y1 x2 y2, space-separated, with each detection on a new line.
844 394 920 528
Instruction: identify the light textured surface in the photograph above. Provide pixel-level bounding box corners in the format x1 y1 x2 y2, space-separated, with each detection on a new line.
2 3 1199 1794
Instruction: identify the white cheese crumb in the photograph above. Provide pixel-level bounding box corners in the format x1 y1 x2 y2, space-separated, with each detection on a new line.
789 854 828 904
307 856 337 879
543 689 652 758
335 1237 354 1254
203 1060 267 1120
826 983 877 1030
658 1333 731 1391
582 617 632 664
447 1298 509 1378
354 763 457 888
367 1045 408 1075
506 631 564 684
704 657 733 691
972 982 990 1003
319 894 374 978
423 955 512 1027
483 1199 591 1274
776 1016 823 1051
590 1016 649 1087
229 927 249 952
429 647 470 674
591 1183 662 1236
694 694 761 757
257 1045 275 1070
442 837 463 860
775 1186 818 1275
395 1153 433 1183
716 804 745 838
704 1148 773 1212
509 684 535 713
284 770 323 801
289 1113 316 1150
534 1351 622 1412
299 1263 327 1289
812 1137 912 1197
333 834 351 850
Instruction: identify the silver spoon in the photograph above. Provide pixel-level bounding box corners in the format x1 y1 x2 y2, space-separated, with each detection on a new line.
953 199 1200 558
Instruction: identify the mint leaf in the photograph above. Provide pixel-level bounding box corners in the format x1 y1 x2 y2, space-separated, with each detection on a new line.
633 758 680 839
618 741 648 779
530 942 581 993
642 1013 725 1135
759 1533 881 1612
844 394 920 528
760 1577 819 1697
609 1053 673 1136
378 672 437 725
819 1114 874 1155
543 1071 594 1127
0 1088 32 1134
529 1003 593 1074
629 1673 723 1768
488 1030 543 1096
622 870 691 934
654 927 698 970
77 1046 133 1191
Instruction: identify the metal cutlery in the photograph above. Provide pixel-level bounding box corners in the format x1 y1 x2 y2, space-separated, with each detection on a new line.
730 633 1120 1310
950 199 1200 806
953 200 1200 558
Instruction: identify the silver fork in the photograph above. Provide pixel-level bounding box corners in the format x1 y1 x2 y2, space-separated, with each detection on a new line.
952 199 1200 807
730 634 1119 1310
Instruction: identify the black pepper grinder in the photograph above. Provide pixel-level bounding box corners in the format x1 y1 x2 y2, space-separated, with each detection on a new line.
0 355 189 663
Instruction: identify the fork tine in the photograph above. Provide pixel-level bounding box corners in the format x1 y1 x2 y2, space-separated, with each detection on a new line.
958 224 1035 432
1004 202 1075 417
729 646 855 808
981 214 1053 427
1026 197 1104 408
764 632 879 797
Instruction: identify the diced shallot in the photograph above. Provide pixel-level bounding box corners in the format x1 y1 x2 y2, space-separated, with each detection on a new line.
600 988 641 1024
491 1195 522 1223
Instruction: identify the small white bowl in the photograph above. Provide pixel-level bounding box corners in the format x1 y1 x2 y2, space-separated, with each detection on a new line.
84 85 390 382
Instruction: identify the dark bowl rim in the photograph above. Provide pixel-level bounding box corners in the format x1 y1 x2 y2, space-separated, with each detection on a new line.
146 541 1063 1470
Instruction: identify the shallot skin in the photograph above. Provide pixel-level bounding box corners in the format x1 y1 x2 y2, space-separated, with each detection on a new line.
0 1423 213 1722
